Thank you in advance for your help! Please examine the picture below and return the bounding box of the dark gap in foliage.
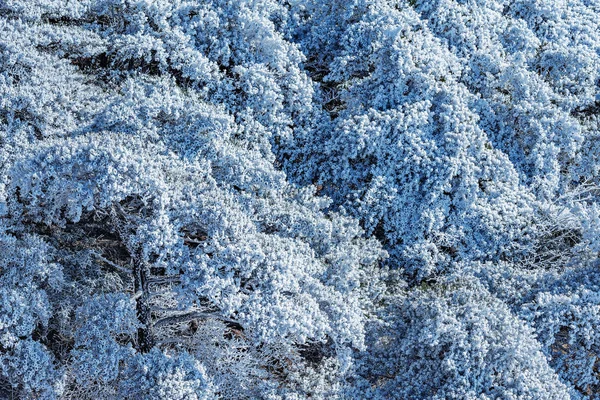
[223,323,245,339]
[70,50,198,91]
[298,336,334,365]
[0,9,21,20]
[43,15,86,26]
[571,101,600,120]
[32,210,130,272]
[33,323,75,364]
[551,326,600,396]
[303,54,346,118]
[0,376,16,400]
[71,53,111,72]
[373,220,387,245]
[182,228,208,250]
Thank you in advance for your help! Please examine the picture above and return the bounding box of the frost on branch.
[2,0,600,398]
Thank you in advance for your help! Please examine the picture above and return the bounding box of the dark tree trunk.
[133,247,154,353]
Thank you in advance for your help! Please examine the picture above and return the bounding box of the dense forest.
[1,0,599,398]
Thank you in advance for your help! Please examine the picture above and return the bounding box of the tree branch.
[153,311,238,329]
[147,275,181,285]
[92,252,132,274]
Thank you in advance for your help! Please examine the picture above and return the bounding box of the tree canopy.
[1,0,600,399]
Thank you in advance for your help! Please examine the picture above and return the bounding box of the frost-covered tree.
[2,0,600,399]
[0,232,64,399]
[284,0,537,279]
[410,0,599,195]
[283,0,600,398]
[350,280,569,399]
[0,1,384,398]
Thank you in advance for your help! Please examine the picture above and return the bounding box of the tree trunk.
[133,247,154,353]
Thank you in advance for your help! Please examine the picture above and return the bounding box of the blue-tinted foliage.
[1,0,600,399]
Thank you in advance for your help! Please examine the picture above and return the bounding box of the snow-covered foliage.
[1,0,600,398]
[352,280,570,399]
[285,0,539,278]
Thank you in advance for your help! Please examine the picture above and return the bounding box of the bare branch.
[131,291,143,301]
[153,311,238,329]
[92,252,132,274]
[148,276,181,285]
